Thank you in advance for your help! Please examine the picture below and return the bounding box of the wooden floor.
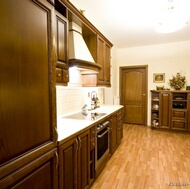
[91,124,190,189]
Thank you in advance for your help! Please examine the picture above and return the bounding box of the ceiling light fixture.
[155,0,190,33]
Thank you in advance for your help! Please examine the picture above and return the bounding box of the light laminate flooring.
[91,124,190,189]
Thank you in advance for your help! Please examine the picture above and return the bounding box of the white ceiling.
[70,0,190,48]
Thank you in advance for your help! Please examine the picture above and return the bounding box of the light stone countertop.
[57,105,123,143]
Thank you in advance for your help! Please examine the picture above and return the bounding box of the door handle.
[141,94,146,96]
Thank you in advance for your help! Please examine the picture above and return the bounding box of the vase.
[174,87,181,90]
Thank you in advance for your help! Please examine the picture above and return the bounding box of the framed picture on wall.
[153,73,165,83]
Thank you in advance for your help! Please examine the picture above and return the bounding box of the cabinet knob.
[57,73,61,77]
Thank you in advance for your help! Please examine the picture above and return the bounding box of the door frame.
[119,65,148,126]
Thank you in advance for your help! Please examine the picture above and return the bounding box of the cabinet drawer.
[171,120,187,131]
[172,110,187,119]
[56,68,63,82]
[56,68,69,83]
[117,110,124,121]
[62,69,69,83]
[118,119,123,126]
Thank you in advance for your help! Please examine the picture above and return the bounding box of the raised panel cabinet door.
[97,36,104,84]
[109,114,117,155]
[58,137,78,189]
[0,0,56,177]
[55,11,68,69]
[104,43,111,86]
[0,148,58,189]
[171,120,187,131]
[159,92,171,129]
[77,130,90,189]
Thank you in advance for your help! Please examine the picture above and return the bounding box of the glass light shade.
[155,19,188,33]
[155,2,190,33]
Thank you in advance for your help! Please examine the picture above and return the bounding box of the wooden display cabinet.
[150,90,190,132]
[151,91,160,128]
[171,92,188,131]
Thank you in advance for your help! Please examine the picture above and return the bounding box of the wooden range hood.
[69,22,102,73]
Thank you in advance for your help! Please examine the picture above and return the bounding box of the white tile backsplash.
[56,86,104,117]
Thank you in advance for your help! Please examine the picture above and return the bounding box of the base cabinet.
[117,109,124,144]
[109,114,117,155]
[109,108,124,155]
[58,130,90,189]
[0,149,58,189]
[151,90,190,132]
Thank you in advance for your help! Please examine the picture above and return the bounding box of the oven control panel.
[96,121,109,132]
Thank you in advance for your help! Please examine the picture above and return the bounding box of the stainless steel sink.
[63,112,107,120]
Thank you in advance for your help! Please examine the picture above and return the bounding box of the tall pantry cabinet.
[0,0,58,188]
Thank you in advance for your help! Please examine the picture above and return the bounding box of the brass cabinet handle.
[78,137,81,150]
[75,138,79,152]
[55,151,59,170]
[54,127,58,143]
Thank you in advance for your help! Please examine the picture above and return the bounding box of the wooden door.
[0,0,56,178]
[120,66,148,125]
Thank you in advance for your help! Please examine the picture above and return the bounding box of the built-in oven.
[95,120,110,177]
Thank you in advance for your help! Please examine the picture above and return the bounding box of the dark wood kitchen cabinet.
[54,1,69,85]
[109,114,117,155]
[58,130,90,189]
[109,108,124,155]
[0,0,57,188]
[89,127,96,185]
[151,91,171,129]
[97,36,111,87]
[0,148,58,189]
[117,108,124,144]
[151,90,190,132]
[159,92,171,129]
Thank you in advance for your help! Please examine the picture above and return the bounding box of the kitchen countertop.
[57,105,123,144]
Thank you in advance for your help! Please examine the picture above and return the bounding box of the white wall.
[106,40,190,125]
